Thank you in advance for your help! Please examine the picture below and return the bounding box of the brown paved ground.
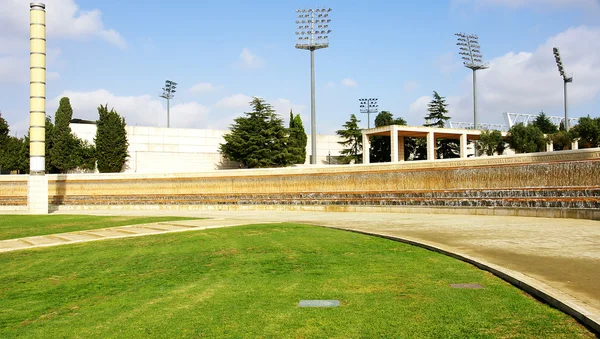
[4,209,600,320]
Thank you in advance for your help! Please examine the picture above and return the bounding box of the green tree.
[477,130,506,156]
[570,115,600,148]
[50,97,78,173]
[550,130,572,151]
[369,111,407,163]
[0,113,25,173]
[287,110,307,164]
[45,115,58,174]
[424,91,450,128]
[507,123,545,153]
[220,97,291,168]
[422,91,458,158]
[531,112,558,134]
[336,114,363,164]
[95,104,129,173]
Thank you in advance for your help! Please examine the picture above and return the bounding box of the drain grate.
[298,300,340,307]
[450,283,484,289]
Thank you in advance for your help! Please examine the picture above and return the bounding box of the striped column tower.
[28,2,48,214]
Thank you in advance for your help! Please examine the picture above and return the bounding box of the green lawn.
[0,223,593,338]
[0,215,199,240]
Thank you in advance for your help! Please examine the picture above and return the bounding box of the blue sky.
[1,0,599,137]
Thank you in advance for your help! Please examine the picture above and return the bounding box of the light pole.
[159,80,177,128]
[456,33,489,131]
[359,98,379,129]
[553,47,573,131]
[295,8,332,164]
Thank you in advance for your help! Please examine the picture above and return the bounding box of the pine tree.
[220,97,291,168]
[287,110,307,164]
[95,104,129,173]
[532,112,558,134]
[424,91,450,128]
[423,91,458,158]
[369,111,407,163]
[336,114,363,164]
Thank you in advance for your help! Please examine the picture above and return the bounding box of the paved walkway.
[1,209,599,331]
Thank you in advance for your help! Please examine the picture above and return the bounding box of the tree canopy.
[220,97,291,168]
[424,91,450,128]
[95,104,129,173]
[287,110,307,165]
[571,115,600,148]
[370,111,407,163]
[507,123,546,153]
[477,130,506,156]
[531,112,558,134]
[336,114,363,164]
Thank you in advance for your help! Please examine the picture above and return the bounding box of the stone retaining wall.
[1,149,599,219]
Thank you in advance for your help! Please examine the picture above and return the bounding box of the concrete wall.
[2,149,599,219]
[71,123,346,173]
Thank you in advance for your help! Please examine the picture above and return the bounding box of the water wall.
[1,149,599,219]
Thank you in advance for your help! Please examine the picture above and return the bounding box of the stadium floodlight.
[295,7,332,164]
[359,98,379,129]
[159,80,177,128]
[553,47,573,131]
[456,33,489,134]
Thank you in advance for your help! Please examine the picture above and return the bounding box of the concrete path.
[0,218,278,253]
[1,209,599,331]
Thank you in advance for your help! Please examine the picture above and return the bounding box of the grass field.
[0,215,199,240]
[0,223,593,338]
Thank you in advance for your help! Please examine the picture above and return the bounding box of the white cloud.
[409,26,600,125]
[48,89,209,129]
[403,81,419,92]
[215,94,253,109]
[190,82,220,94]
[341,78,358,87]
[0,0,126,48]
[236,48,264,69]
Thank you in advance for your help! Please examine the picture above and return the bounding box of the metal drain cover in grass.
[450,283,484,289]
[298,300,340,307]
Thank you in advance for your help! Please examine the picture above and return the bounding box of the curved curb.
[326,225,600,334]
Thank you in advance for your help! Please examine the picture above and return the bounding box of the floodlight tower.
[295,8,332,164]
[553,47,573,131]
[456,33,489,131]
[359,98,378,129]
[159,80,177,128]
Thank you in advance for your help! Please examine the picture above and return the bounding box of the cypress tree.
[288,110,307,164]
[95,104,129,173]
[50,97,77,173]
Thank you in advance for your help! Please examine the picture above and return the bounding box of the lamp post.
[159,80,177,128]
[295,8,332,164]
[456,33,489,131]
[359,98,378,129]
[553,47,573,131]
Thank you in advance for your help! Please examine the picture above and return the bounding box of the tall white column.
[362,133,370,164]
[426,132,435,160]
[390,125,398,163]
[460,133,468,158]
[398,136,405,162]
[28,2,48,214]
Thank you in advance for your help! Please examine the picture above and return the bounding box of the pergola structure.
[362,125,508,164]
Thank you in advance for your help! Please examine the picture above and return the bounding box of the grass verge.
[0,223,594,338]
[0,215,199,240]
